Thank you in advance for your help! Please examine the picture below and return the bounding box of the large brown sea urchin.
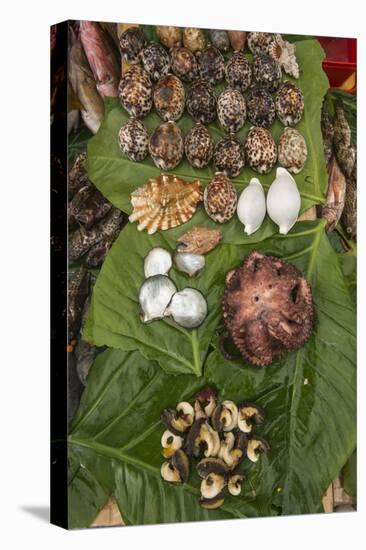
[222,251,314,366]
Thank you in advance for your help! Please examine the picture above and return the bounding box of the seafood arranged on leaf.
[320,156,347,233]
[225,51,252,92]
[153,74,186,121]
[278,127,308,173]
[246,86,275,127]
[119,27,146,64]
[182,27,206,53]
[118,65,153,118]
[334,102,356,178]
[222,251,314,366]
[68,152,89,197]
[173,252,205,277]
[213,135,245,177]
[217,88,246,133]
[160,390,269,508]
[141,42,170,81]
[156,26,182,48]
[68,266,90,343]
[149,121,184,170]
[118,117,149,161]
[269,34,299,79]
[321,102,334,167]
[129,174,202,234]
[266,167,301,234]
[341,157,357,240]
[184,123,213,168]
[275,81,304,126]
[244,126,277,174]
[237,178,266,235]
[197,46,225,85]
[247,32,274,55]
[209,29,230,52]
[252,53,282,92]
[186,79,217,124]
[68,183,112,228]
[204,172,238,223]
[176,227,222,255]
[170,46,198,82]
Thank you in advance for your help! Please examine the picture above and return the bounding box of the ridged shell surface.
[118,117,149,161]
[246,87,275,127]
[225,52,252,92]
[149,121,184,170]
[118,65,153,118]
[213,136,245,177]
[129,174,203,234]
[185,123,213,168]
[186,79,217,124]
[141,42,170,81]
[204,173,238,223]
[153,74,185,121]
[217,88,246,133]
[244,127,277,174]
[170,47,198,81]
[275,81,304,126]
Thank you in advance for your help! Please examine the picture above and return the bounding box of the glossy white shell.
[266,167,301,234]
[144,247,172,277]
[236,178,266,235]
[164,288,207,328]
[174,252,205,277]
[139,275,177,323]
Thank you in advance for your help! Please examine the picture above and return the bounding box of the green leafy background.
[68,33,357,527]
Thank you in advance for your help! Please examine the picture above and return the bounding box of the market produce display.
[64,22,357,528]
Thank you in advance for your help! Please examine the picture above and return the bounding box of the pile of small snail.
[160,388,270,509]
[118,27,307,180]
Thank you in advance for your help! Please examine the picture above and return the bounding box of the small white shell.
[144,247,172,277]
[139,275,177,323]
[165,288,207,328]
[174,252,205,277]
[236,178,266,235]
[266,167,301,234]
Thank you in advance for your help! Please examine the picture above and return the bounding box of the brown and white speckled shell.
[204,172,238,223]
[149,121,184,170]
[217,88,246,133]
[182,27,206,53]
[197,46,225,86]
[225,51,252,92]
[129,174,203,234]
[156,26,182,48]
[209,29,230,52]
[119,27,146,64]
[278,127,307,173]
[247,32,274,55]
[153,74,186,121]
[213,135,245,177]
[252,54,282,93]
[246,87,275,128]
[184,123,213,168]
[118,117,149,162]
[186,79,217,125]
[275,81,304,126]
[170,46,198,82]
[118,65,153,118]
[244,127,277,174]
[141,42,170,82]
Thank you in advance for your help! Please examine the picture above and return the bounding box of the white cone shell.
[266,167,301,234]
[236,178,266,235]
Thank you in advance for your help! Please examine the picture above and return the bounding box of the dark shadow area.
[20,506,50,523]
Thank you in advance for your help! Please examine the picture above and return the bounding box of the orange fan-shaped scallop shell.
[129,174,203,234]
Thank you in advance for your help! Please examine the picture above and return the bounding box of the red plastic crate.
[316,37,356,91]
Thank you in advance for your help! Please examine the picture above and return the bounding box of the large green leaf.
[69,223,356,525]
[68,348,273,527]
[86,39,328,245]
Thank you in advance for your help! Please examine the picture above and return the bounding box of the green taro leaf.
[70,221,356,526]
[68,348,273,527]
[86,39,328,245]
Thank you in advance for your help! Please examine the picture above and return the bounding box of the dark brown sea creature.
[68,184,112,228]
[341,156,357,240]
[321,102,334,166]
[68,152,88,197]
[222,251,314,366]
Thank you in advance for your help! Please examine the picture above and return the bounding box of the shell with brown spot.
[129,175,203,234]
[177,227,222,254]
[222,251,314,366]
[204,173,238,223]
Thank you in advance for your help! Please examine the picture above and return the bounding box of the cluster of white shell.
[237,167,301,235]
[160,390,270,509]
[139,246,208,328]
